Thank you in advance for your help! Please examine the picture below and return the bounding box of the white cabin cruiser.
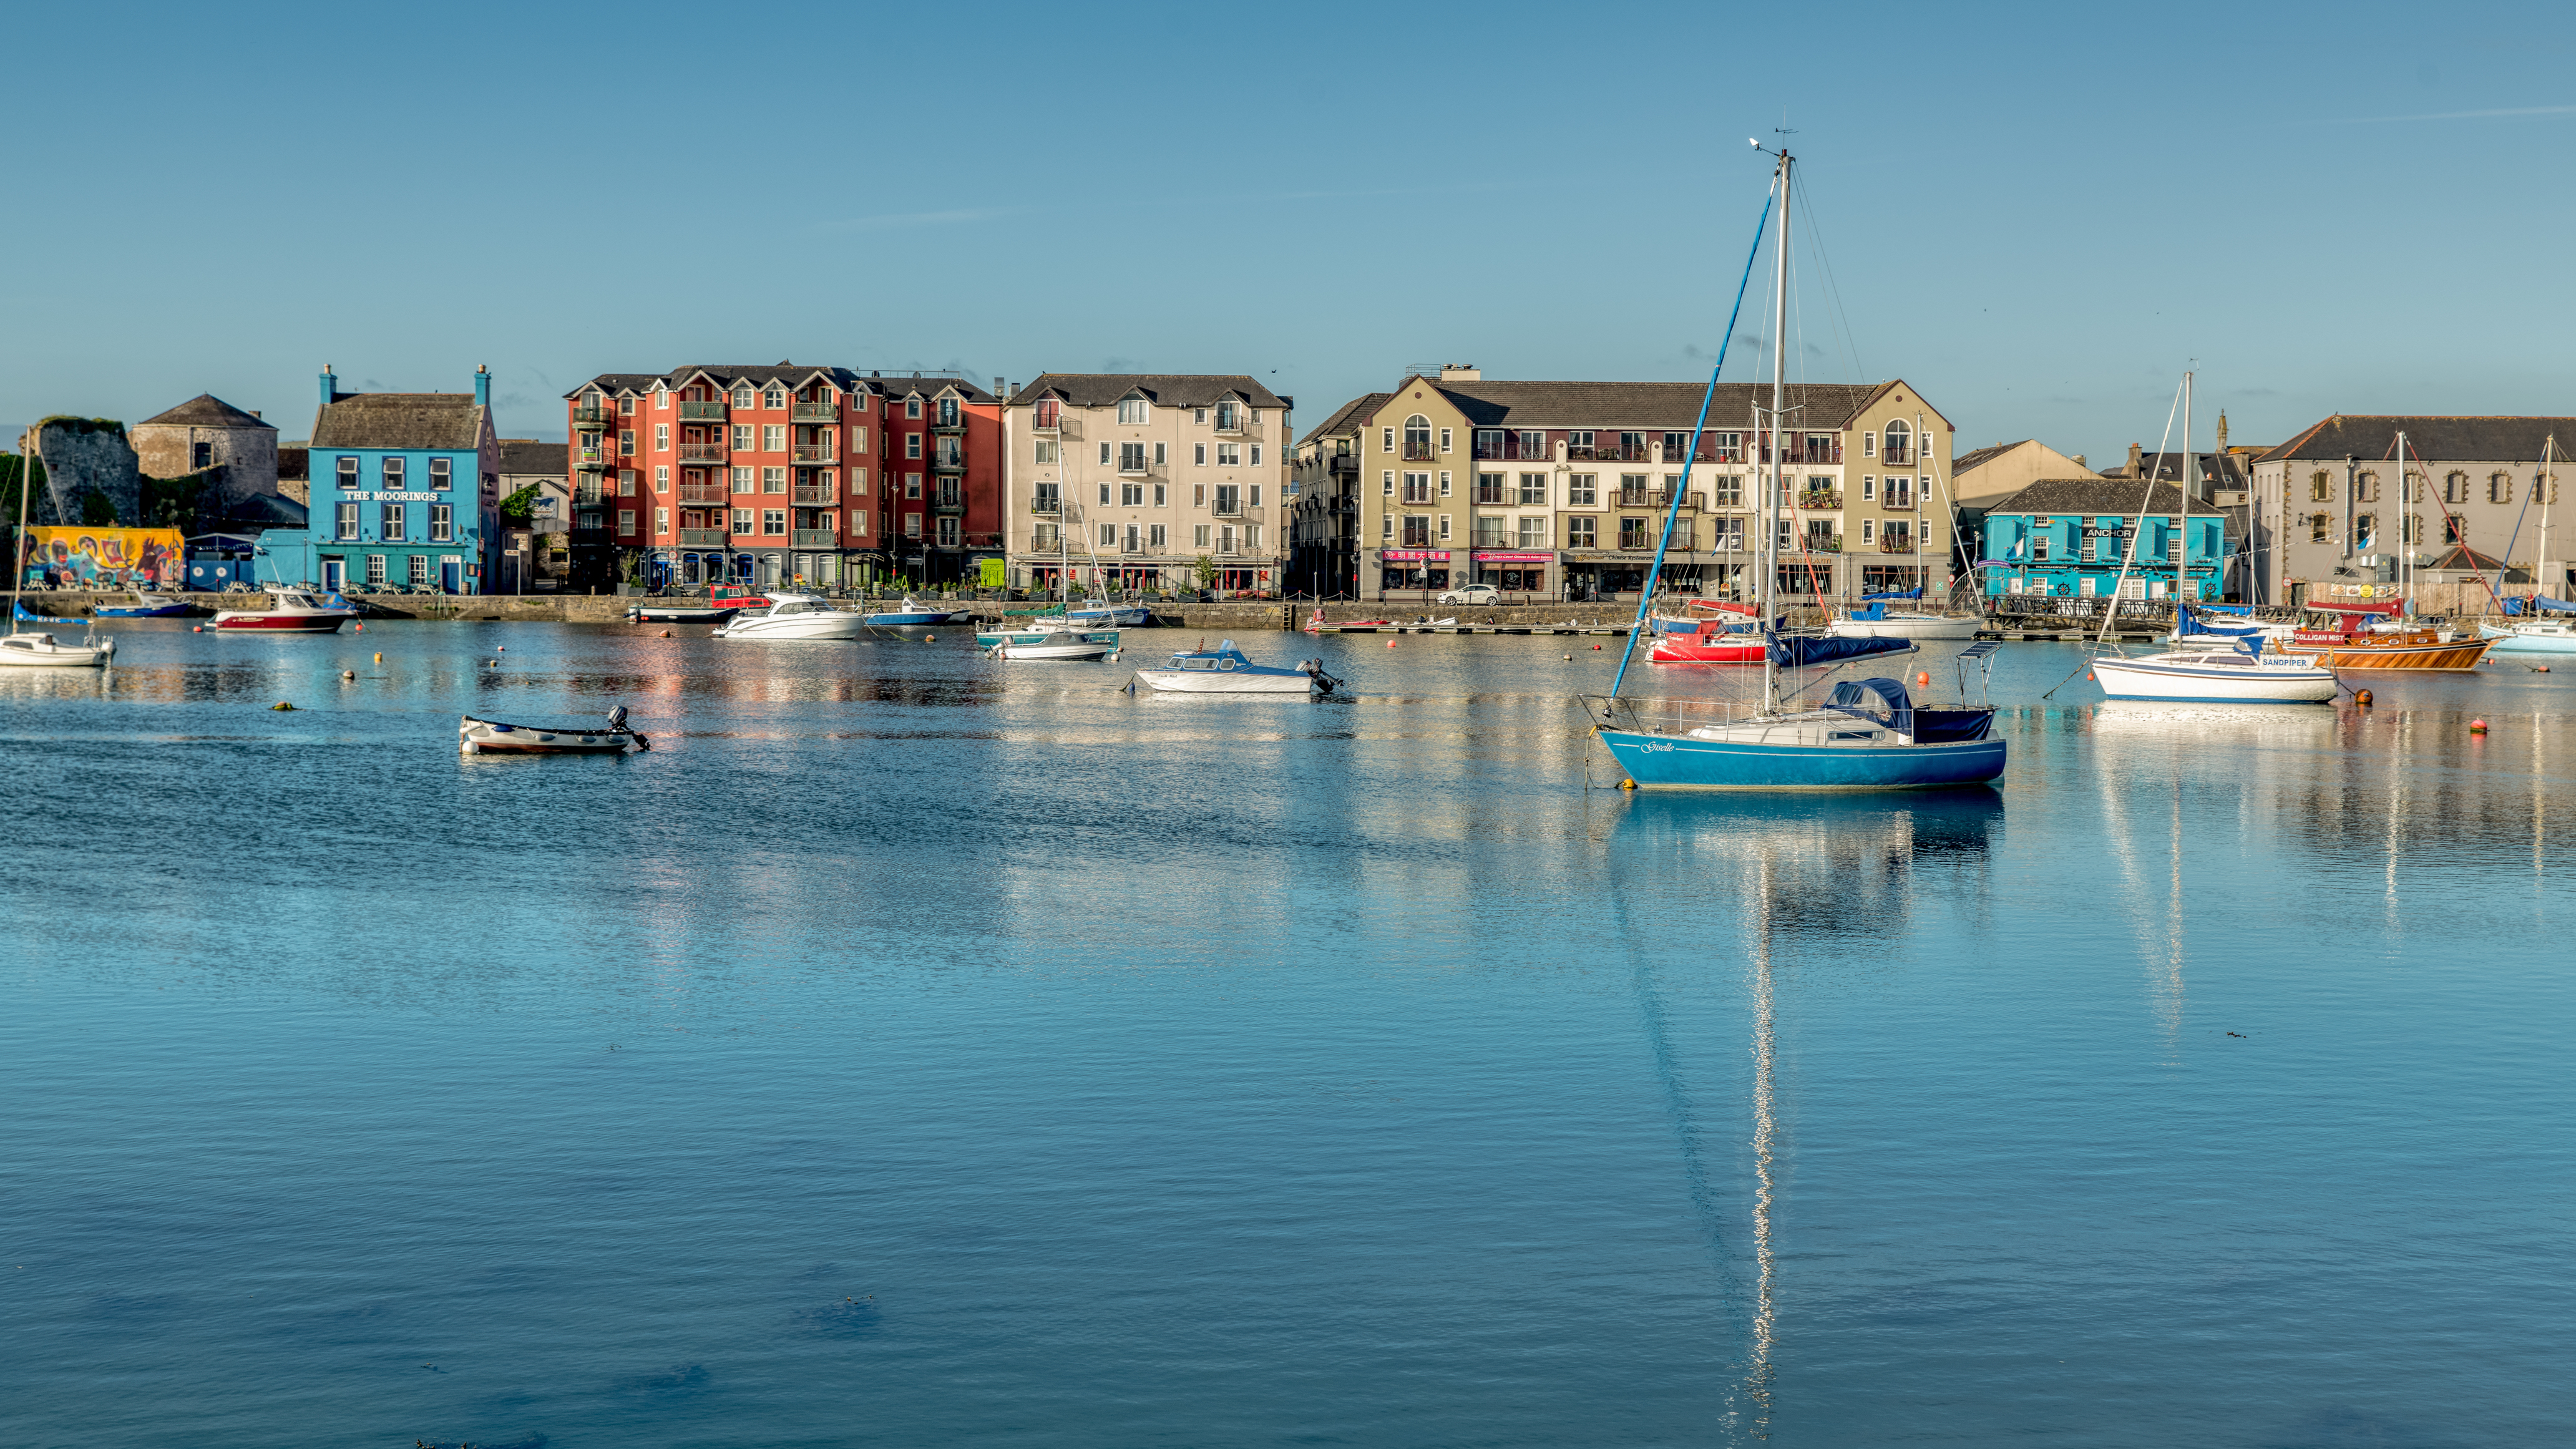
[711,594,869,640]
[2091,643,2338,703]
[0,630,114,668]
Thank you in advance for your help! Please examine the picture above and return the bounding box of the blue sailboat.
[1589,145,2006,791]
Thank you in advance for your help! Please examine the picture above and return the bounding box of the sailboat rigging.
[3,436,115,669]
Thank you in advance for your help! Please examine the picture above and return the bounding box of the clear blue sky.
[4,1,2571,465]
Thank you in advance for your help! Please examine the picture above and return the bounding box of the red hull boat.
[211,590,357,633]
[1650,618,1769,663]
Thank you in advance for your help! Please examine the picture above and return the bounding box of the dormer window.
[1118,396,1150,426]
[937,396,960,427]
[1034,398,1061,431]
[1215,400,1243,432]
[654,387,670,409]
[763,386,786,411]
[732,386,754,409]
[905,396,922,419]
[619,396,635,415]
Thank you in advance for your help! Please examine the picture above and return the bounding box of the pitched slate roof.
[498,440,568,477]
[1010,374,1289,410]
[2117,450,2249,487]
[311,393,487,450]
[869,372,997,403]
[1988,477,2213,517]
[137,393,275,431]
[1952,441,2026,475]
[567,365,877,399]
[1406,379,1925,432]
[1300,392,1395,446]
[2257,416,2576,465]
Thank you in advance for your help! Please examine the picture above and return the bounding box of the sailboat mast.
[2394,429,2409,617]
[9,432,31,625]
[2180,373,2193,608]
[2540,436,2555,605]
[1764,148,1792,716]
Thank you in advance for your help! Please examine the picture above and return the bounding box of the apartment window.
[655,465,670,489]
[937,516,960,547]
[850,427,868,455]
[1099,482,1112,504]
[1382,471,1395,495]
[904,513,922,537]
[618,469,637,497]
[2444,514,2465,545]
[1402,515,1431,546]
[420,457,448,491]
[1250,444,1262,466]
[1199,524,1214,547]
[1122,482,1144,505]
[763,467,786,494]
[2356,471,2379,503]
[1477,472,1505,504]
[336,456,359,494]
[902,434,920,460]
[1403,414,1433,460]
[1520,429,1548,459]
[1518,516,1548,548]
[1154,484,1167,505]
[380,502,406,541]
[1438,514,1452,542]
[850,511,868,537]
[1438,427,1453,454]
[1566,517,1597,548]
[617,396,635,416]
[731,508,753,534]
[757,424,781,452]
[1033,522,1058,550]
[1215,484,1242,516]
[1119,442,1148,474]
[1194,407,1208,424]
[1672,518,1695,549]
[905,396,922,419]
[618,430,636,457]
[334,502,359,539]
[1402,472,1432,504]
[650,424,668,454]
[2355,513,2377,548]
[429,504,452,541]
[1473,515,1507,545]
[1118,397,1150,424]
[1438,471,1451,497]
[654,388,668,410]
[2445,471,2468,504]
[1861,475,1875,500]
[1035,440,1060,465]
[759,387,783,411]
[733,424,754,451]
[1612,516,1646,549]
[1035,481,1061,514]
[381,456,405,489]
[654,506,669,534]
[1194,442,1208,466]
[1712,516,1744,551]
[1154,442,1169,466]
[1860,519,1875,544]
[1862,430,1876,457]
[1569,473,1597,506]
[1519,472,1547,506]
[1568,431,1596,457]
[1217,442,1241,466]
[2491,472,2515,504]
[730,466,754,494]
[2032,527,2051,562]
[2310,471,2333,502]
[851,468,867,495]
[617,509,637,534]
[1098,442,1113,466]
[1377,517,1389,540]
[1149,524,1167,547]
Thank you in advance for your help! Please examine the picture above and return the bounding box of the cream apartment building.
[1004,374,1292,594]
[1348,368,1954,602]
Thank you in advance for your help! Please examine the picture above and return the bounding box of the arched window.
[1883,420,1911,464]
[1403,414,1433,461]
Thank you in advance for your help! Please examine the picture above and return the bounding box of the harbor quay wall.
[23,592,1690,632]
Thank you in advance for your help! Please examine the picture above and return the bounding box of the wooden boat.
[2285,623,2494,670]
[458,706,650,755]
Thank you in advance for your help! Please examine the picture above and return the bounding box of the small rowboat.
[459,706,651,755]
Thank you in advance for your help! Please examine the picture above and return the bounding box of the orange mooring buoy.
[1387,638,1397,648]
[2355,688,2373,706]
[1916,670,1930,688]
[2471,717,2489,734]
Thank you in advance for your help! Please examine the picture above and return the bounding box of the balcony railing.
[575,451,611,472]
[1882,443,1913,465]
[678,484,726,504]
[1797,490,1843,510]
[793,402,838,422]
[571,405,613,426]
[1214,413,1245,435]
[1030,497,1061,514]
[1567,444,1651,462]
[1401,444,1439,461]
[1328,454,1358,476]
[793,485,834,505]
[793,445,834,463]
[792,529,837,547]
[1882,490,1916,510]
[679,401,727,421]
[1879,533,1916,553]
[932,420,966,435]
[677,528,726,547]
[679,443,728,464]
[1116,459,1149,476]
[1030,531,1063,550]
[573,484,604,506]
[932,455,965,473]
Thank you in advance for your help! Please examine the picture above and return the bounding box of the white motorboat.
[988,625,1121,661]
[1065,601,1153,627]
[0,630,114,668]
[711,594,869,640]
[862,595,970,626]
[1131,639,1340,694]
[2091,645,2338,703]
[1825,610,1982,642]
[2477,619,2576,654]
[210,590,356,633]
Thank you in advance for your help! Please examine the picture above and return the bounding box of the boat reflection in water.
[1606,789,1999,1436]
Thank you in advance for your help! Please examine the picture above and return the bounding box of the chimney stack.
[474,364,491,408]
[320,366,338,406]
[2127,442,2143,477]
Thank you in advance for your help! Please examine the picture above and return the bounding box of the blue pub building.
[257,366,500,593]
[1981,478,2230,603]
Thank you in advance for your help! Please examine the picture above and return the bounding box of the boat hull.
[2477,623,2576,654]
[628,606,738,623]
[1826,613,1982,642]
[1651,637,1769,663]
[210,613,348,632]
[1598,727,2007,789]
[1132,668,1317,694]
[1066,606,1151,627]
[2092,656,2339,703]
[713,613,869,640]
[2286,636,2493,670]
[0,632,112,668]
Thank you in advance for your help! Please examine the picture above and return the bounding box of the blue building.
[256,366,500,593]
[1981,479,2230,603]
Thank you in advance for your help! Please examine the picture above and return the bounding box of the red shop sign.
[1380,550,1451,562]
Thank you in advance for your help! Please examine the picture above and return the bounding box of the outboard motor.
[1299,658,1342,695]
[607,703,651,750]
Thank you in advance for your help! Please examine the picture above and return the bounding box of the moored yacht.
[210,589,356,633]
[711,594,869,640]
[1131,639,1340,694]
[2091,642,2338,703]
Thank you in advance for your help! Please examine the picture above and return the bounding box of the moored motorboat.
[459,705,650,755]
[0,630,114,668]
[989,627,1121,660]
[1065,601,1152,627]
[1303,607,1394,632]
[1131,639,1340,694]
[2091,643,2339,703]
[94,592,196,618]
[863,595,970,627]
[1825,605,1982,642]
[711,594,869,640]
[627,600,743,624]
[210,589,356,632]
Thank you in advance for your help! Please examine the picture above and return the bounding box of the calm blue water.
[5,621,2572,1447]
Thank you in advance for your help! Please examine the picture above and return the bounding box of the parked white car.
[1436,583,1501,605]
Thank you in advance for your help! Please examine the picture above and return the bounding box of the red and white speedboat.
[211,590,358,633]
[1649,617,1770,663]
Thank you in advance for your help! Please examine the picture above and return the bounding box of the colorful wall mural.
[19,527,186,588]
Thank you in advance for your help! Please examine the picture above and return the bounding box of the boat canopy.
[2504,595,2576,615]
[2178,603,2263,637]
[2307,600,2399,615]
[1773,633,1910,668]
[1859,587,1923,602]
[1829,677,1913,718]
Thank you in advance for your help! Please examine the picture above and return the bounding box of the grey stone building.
[17,418,141,525]
[130,395,280,502]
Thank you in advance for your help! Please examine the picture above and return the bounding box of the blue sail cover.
[1860,587,1923,601]
[1773,633,1910,668]
[2534,595,2576,614]
[1827,676,1994,743]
